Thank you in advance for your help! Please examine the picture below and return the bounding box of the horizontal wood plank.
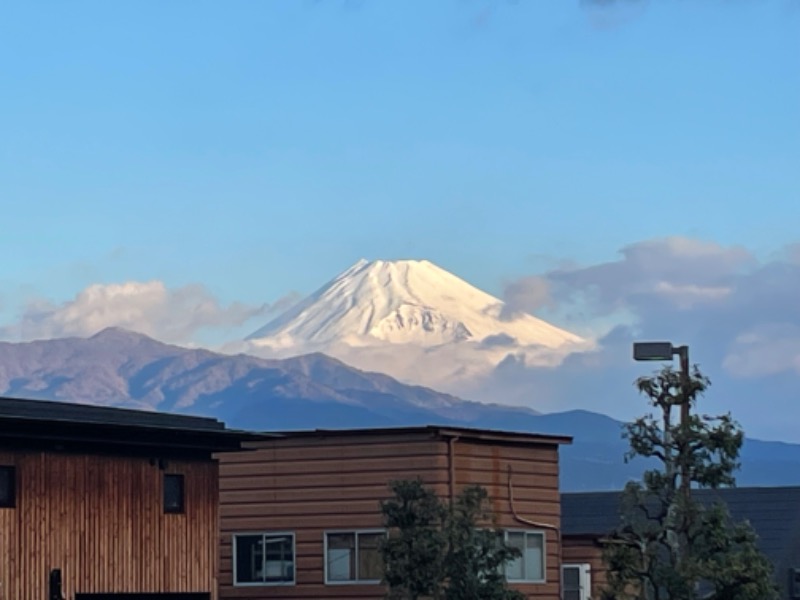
[219,434,563,600]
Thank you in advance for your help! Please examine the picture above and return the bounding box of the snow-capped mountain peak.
[247,258,582,350]
[244,258,590,401]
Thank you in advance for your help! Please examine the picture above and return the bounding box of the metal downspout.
[507,465,562,599]
[448,436,459,503]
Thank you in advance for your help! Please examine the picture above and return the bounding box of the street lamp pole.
[633,341,693,581]
[632,341,692,497]
[674,345,690,499]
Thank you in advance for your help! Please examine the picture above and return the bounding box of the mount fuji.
[243,259,591,400]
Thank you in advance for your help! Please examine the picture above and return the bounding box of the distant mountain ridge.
[0,327,540,426]
[2,328,800,492]
[243,259,590,397]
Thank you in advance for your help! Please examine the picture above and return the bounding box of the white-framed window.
[562,563,591,600]
[502,530,546,583]
[233,532,295,586]
[324,529,386,584]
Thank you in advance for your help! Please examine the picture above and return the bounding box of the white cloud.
[539,236,754,317]
[485,237,800,440]
[787,243,800,265]
[0,280,269,345]
[500,276,553,320]
[722,324,800,378]
[651,282,732,308]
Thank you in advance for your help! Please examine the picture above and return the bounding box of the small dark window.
[164,473,184,514]
[0,466,15,508]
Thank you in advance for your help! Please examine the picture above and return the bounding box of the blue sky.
[1,1,799,437]
[2,0,797,307]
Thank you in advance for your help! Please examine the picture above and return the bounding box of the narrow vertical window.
[0,466,15,508]
[563,564,591,600]
[163,473,184,514]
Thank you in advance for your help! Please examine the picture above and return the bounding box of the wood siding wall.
[562,537,607,600]
[219,434,449,600]
[452,439,562,600]
[0,449,219,600]
[218,433,563,600]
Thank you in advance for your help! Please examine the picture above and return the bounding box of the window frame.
[502,529,547,584]
[232,531,296,587]
[562,562,591,600]
[0,466,15,509]
[324,528,387,585]
[163,473,185,514]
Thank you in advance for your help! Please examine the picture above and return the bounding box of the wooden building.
[561,487,800,600]
[0,396,259,600]
[218,425,571,600]
[560,536,604,600]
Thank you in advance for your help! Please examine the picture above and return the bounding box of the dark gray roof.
[562,487,800,588]
[0,395,224,431]
[0,395,268,456]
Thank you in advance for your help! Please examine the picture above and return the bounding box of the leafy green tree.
[380,479,523,600]
[602,365,778,600]
[445,485,524,600]
[380,479,447,600]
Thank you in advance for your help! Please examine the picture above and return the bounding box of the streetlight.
[632,341,691,497]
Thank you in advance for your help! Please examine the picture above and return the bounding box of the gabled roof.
[562,487,800,581]
[0,396,269,457]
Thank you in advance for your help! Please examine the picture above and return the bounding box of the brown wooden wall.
[218,433,564,600]
[562,536,607,599]
[0,449,219,600]
[218,433,449,600]
[452,439,562,600]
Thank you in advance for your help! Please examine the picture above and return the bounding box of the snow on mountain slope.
[248,259,583,349]
[243,259,591,400]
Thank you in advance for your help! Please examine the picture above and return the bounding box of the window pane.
[505,532,545,582]
[505,532,525,580]
[524,533,544,581]
[327,533,356,581]
[163,474,184,514]
[235,535,264,584]
[264,535,294,582]
[507,531,525,551]
[358,533,384,581]
[563,566,580,589]
[0,466,15,508]
[564,592,581,600]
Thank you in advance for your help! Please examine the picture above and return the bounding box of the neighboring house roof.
[0,395,270,456]
[265,424,573,446]
[562,487,800,588]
